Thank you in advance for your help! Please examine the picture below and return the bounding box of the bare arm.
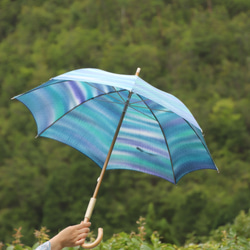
[49,221,91,250]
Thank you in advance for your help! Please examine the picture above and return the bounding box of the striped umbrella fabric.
[13,68,218,184]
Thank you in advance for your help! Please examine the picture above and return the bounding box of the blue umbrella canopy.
[13,68,218,184]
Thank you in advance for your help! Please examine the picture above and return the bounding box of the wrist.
[49,235,64,250]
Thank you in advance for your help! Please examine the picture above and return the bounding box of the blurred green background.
[0,0,249,246]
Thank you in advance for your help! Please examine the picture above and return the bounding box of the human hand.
[49,221,91,250]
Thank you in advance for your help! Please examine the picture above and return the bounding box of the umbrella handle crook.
[81,227,103,249]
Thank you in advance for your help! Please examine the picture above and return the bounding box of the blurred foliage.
[0,0,250,247]
[2,211,250,249]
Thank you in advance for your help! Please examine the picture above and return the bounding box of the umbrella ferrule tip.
[135,68,141,76]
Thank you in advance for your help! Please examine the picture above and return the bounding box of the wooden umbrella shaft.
[93,67,140,200]
[82,68,140,249]
[94,91,133,198]
[84,91,133,220]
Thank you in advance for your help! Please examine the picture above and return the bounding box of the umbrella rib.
[14,80,125,104]
[16,79,132,107]
[184,121,219,172]
[114,86,127,103]
[129,98,150,104]
[130,104,171,112]
[36,89,128,138]
[12,79,60,98]
[137,95,177,184]
[128,101,172,121]
[128,105,156,121]
[85,83,126,104]
[128,98,172,112]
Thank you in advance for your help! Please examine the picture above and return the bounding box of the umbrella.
[12,68,218,248]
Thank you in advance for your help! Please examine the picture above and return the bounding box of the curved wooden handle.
[81,227,103,249]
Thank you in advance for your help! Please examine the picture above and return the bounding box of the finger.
[78,230,90,237]
[76,222,91,230]
[75,232,89,245]
[80,221,91,226]
[76,228,90,237]
[75,237,86,246]
[77,227,90,234]
[76,230,90,240]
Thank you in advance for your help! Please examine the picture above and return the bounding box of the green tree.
[1,0,250,246]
